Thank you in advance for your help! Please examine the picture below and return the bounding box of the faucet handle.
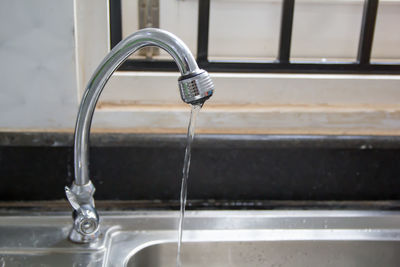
[64,181,96,211]
[65,186,81,211]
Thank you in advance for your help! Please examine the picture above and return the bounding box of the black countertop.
[1,132,400,203]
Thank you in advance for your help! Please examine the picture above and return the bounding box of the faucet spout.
[75,28,213,186]
[66,28,214,243]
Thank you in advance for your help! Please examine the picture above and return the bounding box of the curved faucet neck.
[74,28,201,185]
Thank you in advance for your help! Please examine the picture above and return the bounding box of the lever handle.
[65,186,81,211]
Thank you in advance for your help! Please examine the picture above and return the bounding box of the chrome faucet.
[65,28,214,243]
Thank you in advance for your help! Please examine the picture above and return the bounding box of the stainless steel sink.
[127,241,400,267]
[2,210,400,266]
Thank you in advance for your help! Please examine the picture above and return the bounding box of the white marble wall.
[1,0,399,135]
[0,0,78,130]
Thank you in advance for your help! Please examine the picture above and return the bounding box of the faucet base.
[69,224,100,243]
[65,181,100,243]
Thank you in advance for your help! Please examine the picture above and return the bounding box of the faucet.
[65,28,214,243]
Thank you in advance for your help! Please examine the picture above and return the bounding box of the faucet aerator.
[178,70,214,105]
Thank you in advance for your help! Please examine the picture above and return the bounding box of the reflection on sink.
[0,252,105,267]
[2,210,400,266]
[127,241,400,267]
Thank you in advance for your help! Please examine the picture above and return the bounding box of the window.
[74,0,400,135]
[112,0,400,73]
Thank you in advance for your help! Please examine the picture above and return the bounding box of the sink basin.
[127,241,400,267]
[1,210,400,266]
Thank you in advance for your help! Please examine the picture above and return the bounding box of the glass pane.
[209,0,282,61]
[121,0,198,60]
[371,1,400,63]
[291,0,363,62]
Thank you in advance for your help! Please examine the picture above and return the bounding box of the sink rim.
[2,209,400,266]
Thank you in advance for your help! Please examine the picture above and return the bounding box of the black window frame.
[110,0,400,74]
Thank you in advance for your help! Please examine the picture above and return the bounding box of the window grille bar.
[192,61,400,74]
[109,0,123,49]
[118,60,400,74]
[197,0,211,64]
[278,0,295,64]
[357,0,379,65]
